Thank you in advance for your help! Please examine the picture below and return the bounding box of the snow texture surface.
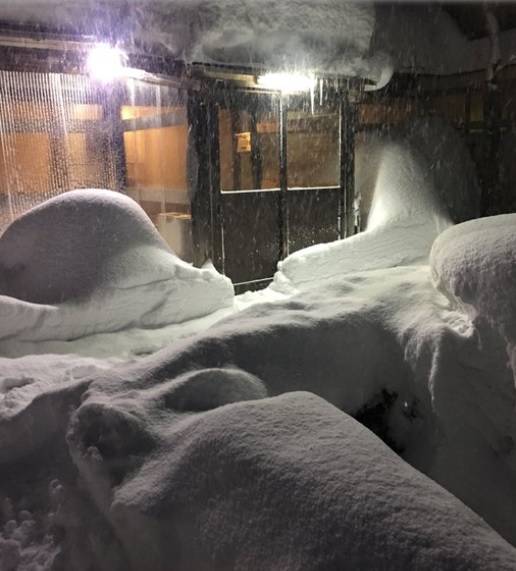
[431,214,516,389]
[65,391,516,571]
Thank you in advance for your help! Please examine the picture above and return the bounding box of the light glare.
[86,45,126,83]
[257,72,317,94]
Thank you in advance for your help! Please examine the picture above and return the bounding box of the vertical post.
[339,87,357,238]
[208,97,224,273]
[464,90,472,137]
[279,94,289,258]
[481,82,501,215]
[250,102,263,189]
[230,107,242,191]
[187,88,224,271]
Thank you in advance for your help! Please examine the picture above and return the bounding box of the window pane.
[287,109,339,188]
[122,83,192,261]
[219,96,280,191]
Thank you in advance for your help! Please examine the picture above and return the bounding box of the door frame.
[190,77,360,290]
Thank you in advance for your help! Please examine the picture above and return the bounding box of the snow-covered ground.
[2,119,516,569]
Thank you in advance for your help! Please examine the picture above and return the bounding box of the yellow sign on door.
[235,131,252,153]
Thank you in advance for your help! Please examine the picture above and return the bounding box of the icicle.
[319,78,323,106]
[310,81,315,115]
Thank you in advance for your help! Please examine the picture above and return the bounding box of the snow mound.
[0,189,170,304]
[430,214,516,386]
[162,368,267,412]
[0,190,233,355]
[275,118,479,292]
[67,390,516,571]
[431,214,516,341]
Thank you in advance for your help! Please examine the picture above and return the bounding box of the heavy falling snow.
[0,2,516,571]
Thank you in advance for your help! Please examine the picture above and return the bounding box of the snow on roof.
[0,1,491,83]
[0,1,380,76]
[0,0,500,81]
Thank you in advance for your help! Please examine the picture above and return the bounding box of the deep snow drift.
[431,213,516,392]
[274,118,480,292]
[2,120,516,569]
[0,189,234,357]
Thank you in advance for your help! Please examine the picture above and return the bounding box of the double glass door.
[215,88,352,289]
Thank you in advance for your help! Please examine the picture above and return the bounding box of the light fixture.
[257,72,317,94]
[86,44,127,83]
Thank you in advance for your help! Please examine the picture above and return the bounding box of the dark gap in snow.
[354,390,405,454]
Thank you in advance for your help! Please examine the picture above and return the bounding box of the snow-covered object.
[0,189,172,304]
[275,118,480,291]
[66,390,516,571]
[0,189,234,351]
[431,214,516,337]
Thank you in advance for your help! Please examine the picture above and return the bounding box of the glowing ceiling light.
[86,44,127,83]
[257,72,317,94]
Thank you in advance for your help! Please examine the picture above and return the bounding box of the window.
[287,106,340,189]
[219,95,281,191]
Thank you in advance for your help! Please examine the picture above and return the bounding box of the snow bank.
[275,118,480,292]
[65,390,516,571]
[0,189,234,356]
[4,261,515,552]
[430,214,516,392]
[431,214,516,340]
